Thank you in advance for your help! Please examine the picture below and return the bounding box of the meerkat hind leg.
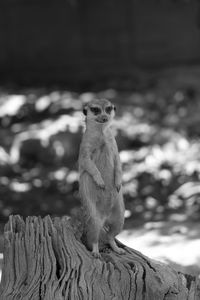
[92,242,101,258]
[106,209,125,255]
[85,215,102,258]
[108,238,125,255]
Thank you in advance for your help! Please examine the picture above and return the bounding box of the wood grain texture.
[0,215,199,300]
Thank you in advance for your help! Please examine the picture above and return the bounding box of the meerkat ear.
[113,105,116,111]
[83,105,88,116]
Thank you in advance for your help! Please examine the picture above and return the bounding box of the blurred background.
[1,0,200,280]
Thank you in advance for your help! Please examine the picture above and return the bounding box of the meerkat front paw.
[115,183,121,192]
[115,178,122,192]
[115,175,122,192]
[94,174,105,189]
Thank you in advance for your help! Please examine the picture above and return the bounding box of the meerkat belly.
[93,143,117,213]
[79,143,116,215]
[93,143,115,187]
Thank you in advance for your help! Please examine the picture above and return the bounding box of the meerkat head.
[83,99,116,128]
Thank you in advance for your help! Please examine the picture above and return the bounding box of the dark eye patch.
[90,106,101,115]
[105,106,113,114]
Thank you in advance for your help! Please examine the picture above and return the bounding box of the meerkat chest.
[91,135,115,166]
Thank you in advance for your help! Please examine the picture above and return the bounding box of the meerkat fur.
[78,98,125,258]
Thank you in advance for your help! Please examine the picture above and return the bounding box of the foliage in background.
[0,68,200,225]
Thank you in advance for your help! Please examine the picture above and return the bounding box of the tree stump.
[0,215,199,300]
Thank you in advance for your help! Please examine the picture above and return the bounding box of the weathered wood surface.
[0,215,199,300]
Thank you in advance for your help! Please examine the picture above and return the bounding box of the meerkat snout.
[96,114,108,123]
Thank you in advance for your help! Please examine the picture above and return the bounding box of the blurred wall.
[0,0,200,85]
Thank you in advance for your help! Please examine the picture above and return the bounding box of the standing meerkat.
[78,98,125,258]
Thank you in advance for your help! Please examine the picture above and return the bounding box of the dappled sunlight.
[0,82,200,276]
[117,113,157,142]
[9,114,82,165]
[0,95,26,117]
[35,90,82,113]
[9,181,31,193]
[121,137,200,179]
[52,167,68,181]
[1,86,200,223]
[0,147,10,165]
[66,170,79,183]
[119,130,200,222]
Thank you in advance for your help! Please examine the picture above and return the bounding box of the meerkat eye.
[90,107,101,115]
[105,106,113,114]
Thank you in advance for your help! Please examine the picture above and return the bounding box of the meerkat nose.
[102,115,108,122]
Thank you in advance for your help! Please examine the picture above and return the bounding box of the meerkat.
[78,98,125,258]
